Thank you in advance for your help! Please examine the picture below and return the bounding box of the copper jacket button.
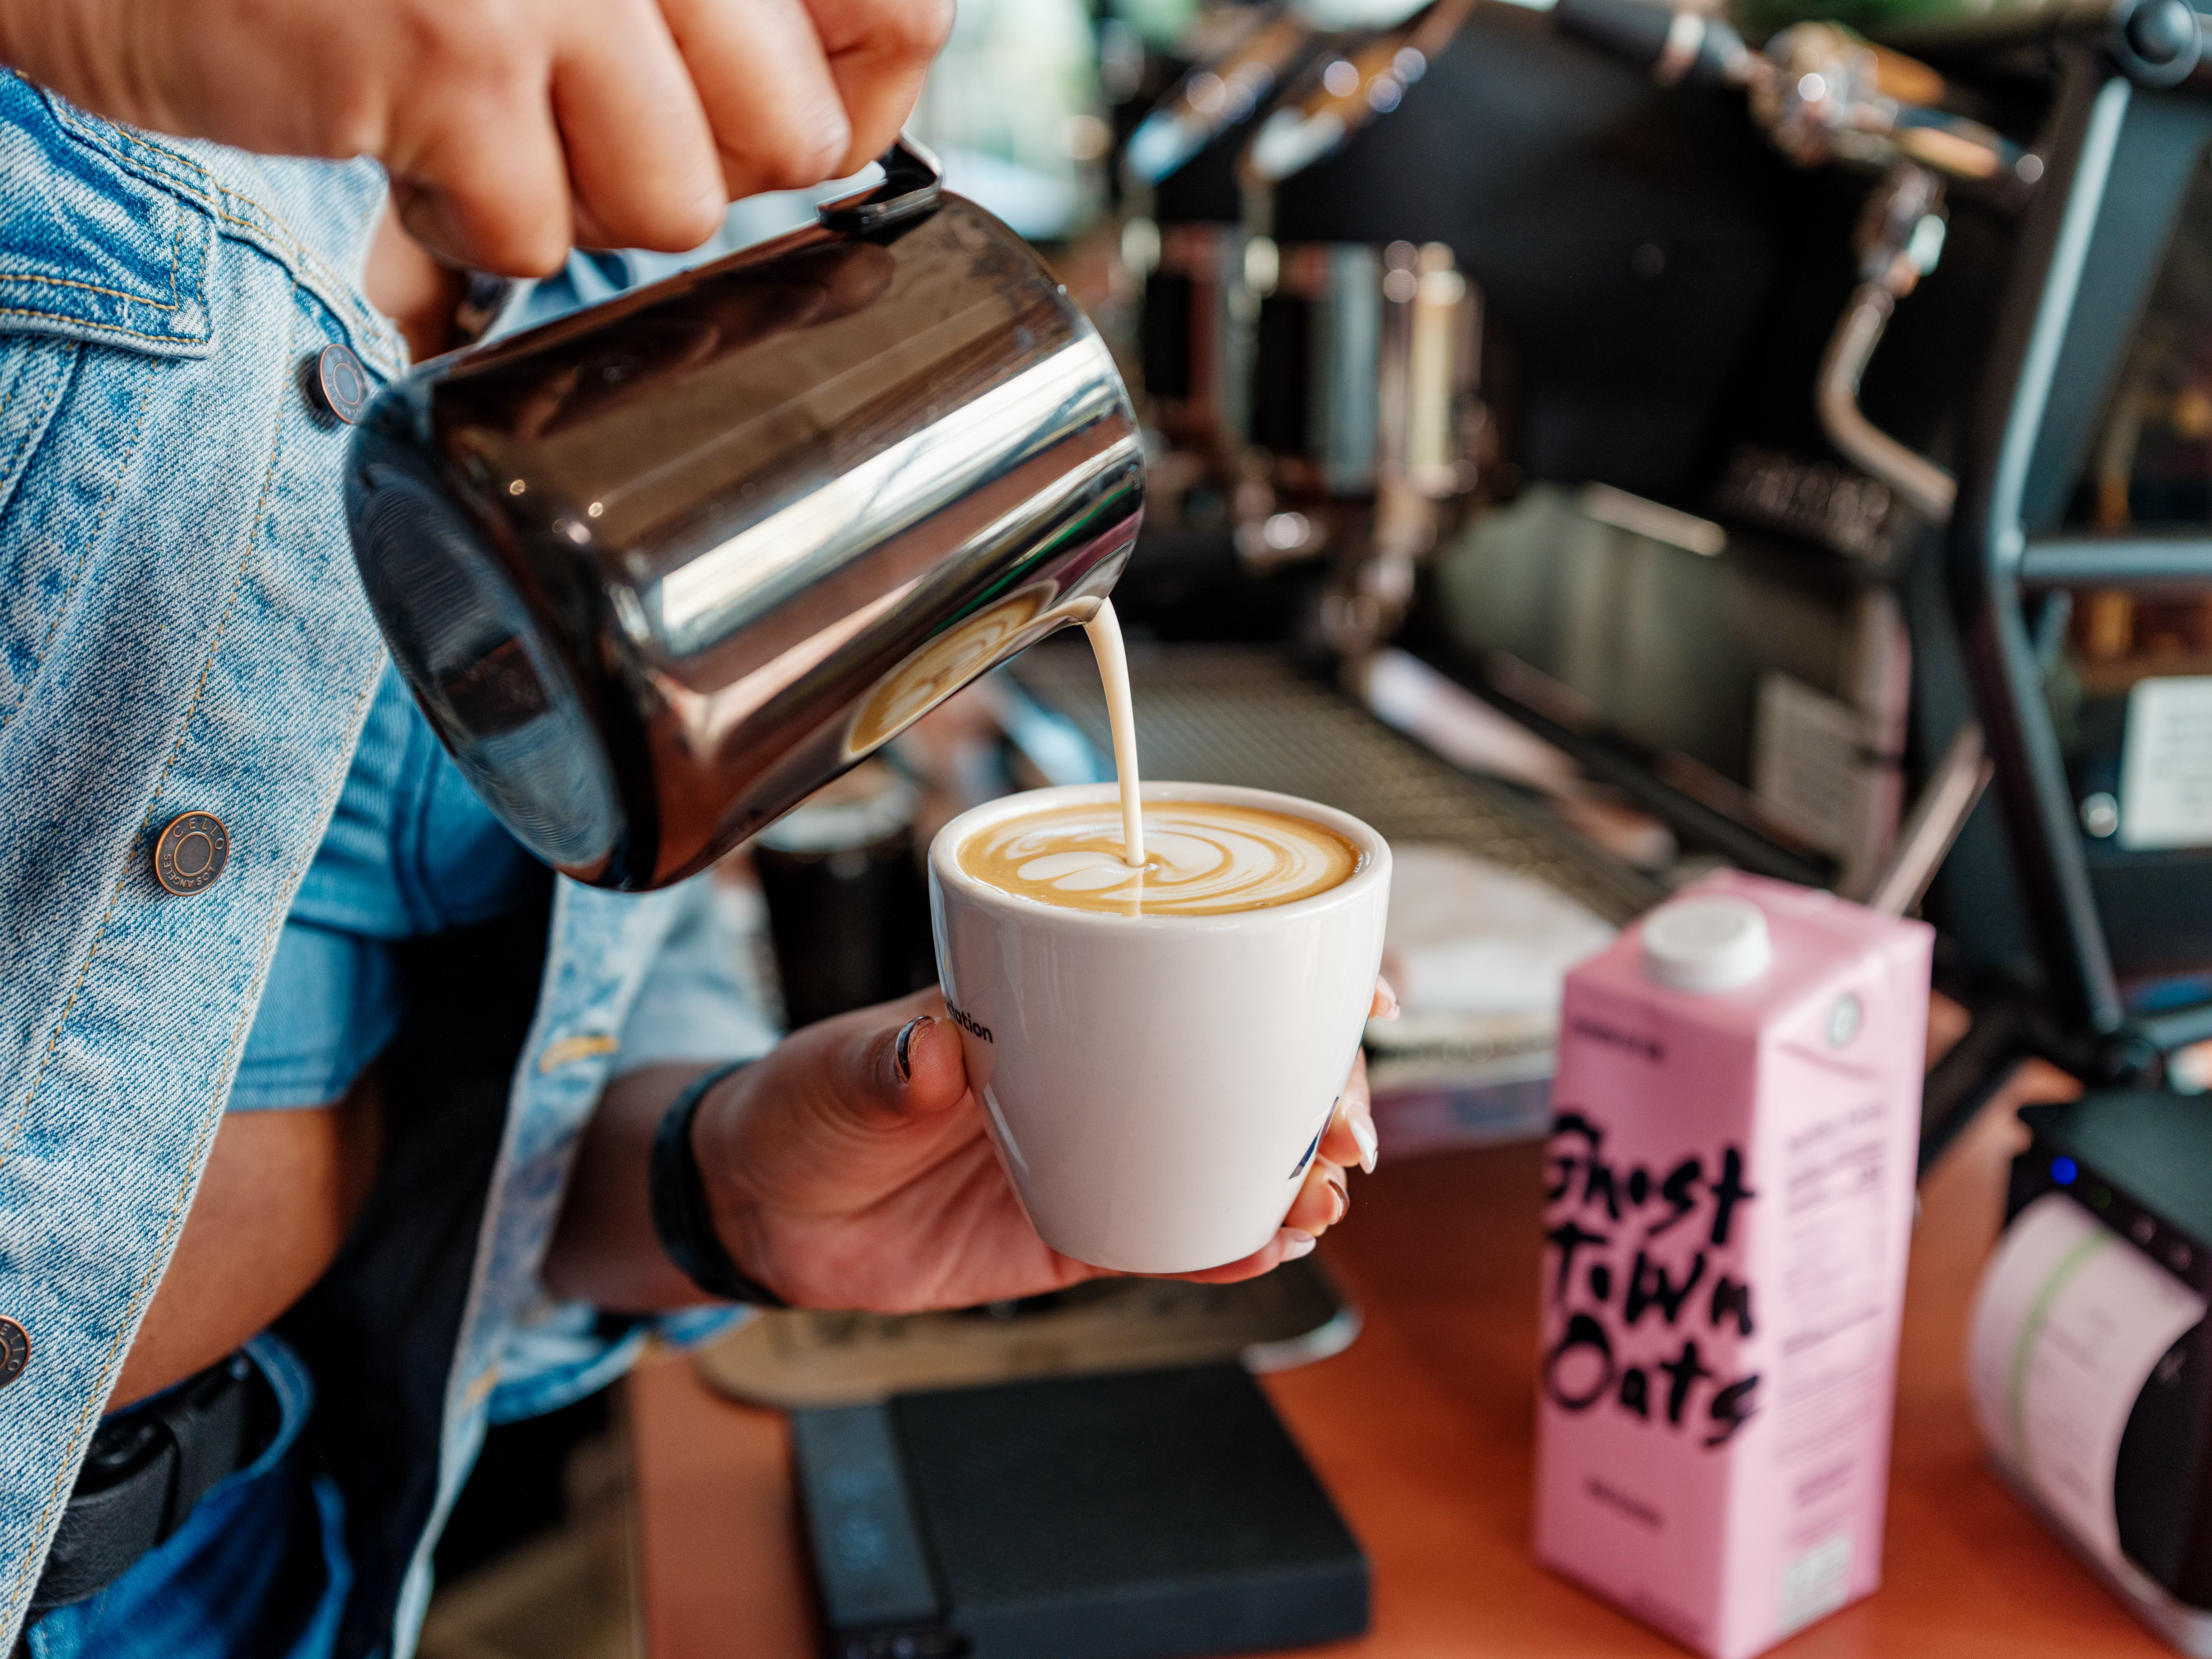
[310,343,371,425]
[154,812,229,895]
[0,1317,26,1388]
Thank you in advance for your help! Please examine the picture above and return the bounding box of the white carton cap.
[1642,895,1772,994]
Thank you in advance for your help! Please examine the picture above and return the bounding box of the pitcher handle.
[818,134,945,234]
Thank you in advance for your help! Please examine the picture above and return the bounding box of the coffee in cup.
[929,781,1391,1273]
[956,798,1365,918]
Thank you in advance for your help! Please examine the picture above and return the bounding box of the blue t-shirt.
[227,664,541,1111]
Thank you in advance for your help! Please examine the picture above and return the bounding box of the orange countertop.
[626,1060,2171,1657]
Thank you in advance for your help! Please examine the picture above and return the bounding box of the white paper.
[1967,1193,2207,1567]
[1378,842,1615,1020]
[2119,676,2212,850]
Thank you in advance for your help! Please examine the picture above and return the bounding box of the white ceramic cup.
[928,781,1393,1273]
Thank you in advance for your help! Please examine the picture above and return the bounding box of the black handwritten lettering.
[1624,1250,1706,1327]
[1618,1366,1651,1419]
[1542,1109,1759,1455]
[1706,1375,1759,1446]
[1546,1219,1611,1304]
[1659,1339,1715,1426]
[1710,1276,1755,1337]
[1708,1148,1754,1247]
[1548,1112,1603,1202]
[1543,1313,1616,1411]
[1584,1157,1622,1221]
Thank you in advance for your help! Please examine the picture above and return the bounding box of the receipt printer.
[1972,1091,2212,1653]
[789,1363,1368,1659]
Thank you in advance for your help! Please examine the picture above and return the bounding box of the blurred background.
[420,0,2212,1649]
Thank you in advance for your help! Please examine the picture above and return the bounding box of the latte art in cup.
[930,779,1392,1270]
[957,799,1364,917]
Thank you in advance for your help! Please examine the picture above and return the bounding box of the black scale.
[790,1364,1368,1659]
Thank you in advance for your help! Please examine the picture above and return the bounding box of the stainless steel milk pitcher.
[344,139,1144,891]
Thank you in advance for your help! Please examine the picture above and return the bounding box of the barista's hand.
[0,0,953,275]
[691,984,1391,1312]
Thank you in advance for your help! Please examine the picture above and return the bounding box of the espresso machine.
[1124,0,1938,884]
[1104,0,2212,1156]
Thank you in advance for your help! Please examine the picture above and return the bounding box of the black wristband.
[648,1060,787,1306]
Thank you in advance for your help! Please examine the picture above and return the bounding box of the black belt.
[27,1350,278,1620]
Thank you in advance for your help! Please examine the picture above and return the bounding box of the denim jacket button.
[153,812,229,895]
[0,1317,26,1388]
[309,343,372,424]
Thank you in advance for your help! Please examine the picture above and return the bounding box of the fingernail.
[1350,1113,1379,1175]
[1374,976,1401,1021]
[1280,1228,1318,1261]
[895,1017,931,1082]
[1326,1172,1350,1223]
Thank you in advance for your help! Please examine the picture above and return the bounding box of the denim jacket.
[0,76,758,1655]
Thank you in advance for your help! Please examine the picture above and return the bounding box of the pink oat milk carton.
[1533,870,1932,1659]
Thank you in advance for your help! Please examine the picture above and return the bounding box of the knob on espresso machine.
[343,137,1145,892]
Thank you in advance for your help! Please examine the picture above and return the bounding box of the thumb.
[884,1012,969,1120]
[804,999,969,1139]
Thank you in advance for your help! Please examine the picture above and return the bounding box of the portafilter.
[344,139,1144,891]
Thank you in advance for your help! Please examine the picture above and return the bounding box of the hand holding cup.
[684,976,1393,1312]
[928,782,1394,1276]
[668,781,1391,1308]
